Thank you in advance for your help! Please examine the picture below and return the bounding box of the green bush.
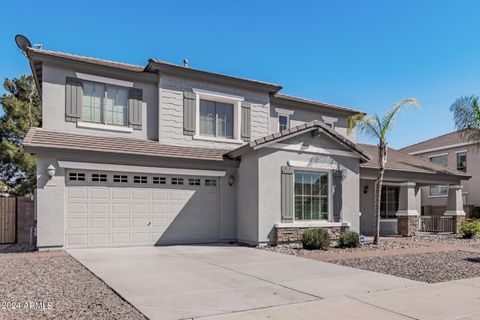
[338,231,360,248]
[460,219,480,239]
[301,228,330,250]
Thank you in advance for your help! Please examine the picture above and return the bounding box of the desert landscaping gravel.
[334,250,480,283]
[0,252,146,320]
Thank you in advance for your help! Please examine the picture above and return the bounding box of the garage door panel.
[65,172,219,248]
[68,202,88,215]
[90,203,109,214]
[112,189,130,200]
[91,217,109,228]
[112,217,130,228]
[90,188,109,199]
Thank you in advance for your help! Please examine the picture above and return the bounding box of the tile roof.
[225,120,371,161]
[27,48,145,72]
[272,93,363,114]
[359,143,470,177]
[146,59,282,92]
[399,131,470,154]
[23,128,229,161]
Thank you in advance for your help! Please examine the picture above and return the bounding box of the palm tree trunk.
[373,141,387,245]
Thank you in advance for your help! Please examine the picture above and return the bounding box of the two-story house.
[400,131,480,217]
[19,37,470,250]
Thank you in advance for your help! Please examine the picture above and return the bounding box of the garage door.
[65,171,219,248]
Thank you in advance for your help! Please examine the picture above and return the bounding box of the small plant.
[338,231,360,248]
[301,228,330,250]
[460,219,480,239]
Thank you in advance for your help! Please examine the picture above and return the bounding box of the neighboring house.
[19,40,470,250]
[400,131,479,217]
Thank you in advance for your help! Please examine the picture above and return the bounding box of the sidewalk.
[202,276,480,320]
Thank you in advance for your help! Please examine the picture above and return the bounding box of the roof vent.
[183,58,189,68]
[33,43,43,49]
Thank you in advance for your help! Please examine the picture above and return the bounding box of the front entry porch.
[360,179,466,236]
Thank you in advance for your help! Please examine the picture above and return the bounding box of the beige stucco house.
[18,37,470,250]
[401,131,479,217]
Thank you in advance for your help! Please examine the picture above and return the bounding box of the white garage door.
[65,171,219,248]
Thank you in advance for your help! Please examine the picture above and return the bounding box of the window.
[113,175,128,183]
[429,154,448,167]
[456,152,467,172]
[380,186,399,219]
[278,114,289,131]
[153,177,166,185]
[430,185,448,196]
[199,99,234,138]
[205,179,217,187]
[189,178,201,186]
[133,176,148,184]
[92,173,107,182]
[171,178,184,185]
[429,154,448,196]
[69,172,86,181]
[82,80,128,126]
[294,171,329,221]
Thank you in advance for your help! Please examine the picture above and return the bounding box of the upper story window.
[200,99,234,139]
[278,114,289,131]
[429,154,448,167]
[82,81,128,126]
[456,151,467,172]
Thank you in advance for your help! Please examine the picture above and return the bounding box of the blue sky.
[1,0,479,148]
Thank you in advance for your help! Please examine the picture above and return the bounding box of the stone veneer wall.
[397,216,419,236]
[275,226,350,244]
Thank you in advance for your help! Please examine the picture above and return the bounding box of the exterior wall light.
[228,175,235,186]
[363,185,369,194]
[47,164,56,179]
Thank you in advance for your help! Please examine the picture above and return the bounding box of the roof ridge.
[399,130,460,151]
[28,48,144,70]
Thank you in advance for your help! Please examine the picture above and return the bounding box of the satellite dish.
[15,34,32,52]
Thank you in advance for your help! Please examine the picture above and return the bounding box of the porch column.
[444,185,466,234]
[396,182,419,236]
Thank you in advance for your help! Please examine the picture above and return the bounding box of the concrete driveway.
[69,245,420,320]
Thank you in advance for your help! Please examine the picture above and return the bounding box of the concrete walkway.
[69,245,420,320]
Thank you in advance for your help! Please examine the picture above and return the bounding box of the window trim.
[456,151,467,172]
[293,169,333,222]
[322,116,338,129]
[77,121,133,133]
[76,72,134,87]
[192,88,244,143]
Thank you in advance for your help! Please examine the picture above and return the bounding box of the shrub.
[338,231,360,248]
[460,219,480,239]
[301,228,330,250]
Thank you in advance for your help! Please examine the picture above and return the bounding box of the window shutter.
[128,88,143,130]
[281,166,294,222]
[65,77,83,122]
[241,101,251,141]
[183,91,196,136]
[333,170,343,222]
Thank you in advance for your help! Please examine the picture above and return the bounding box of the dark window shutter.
[65,77,83,122]
[128,88,143,130]
[183,91,196,136]
[333,170,343,222]
[281,166,294,222]
[241,101,251,141]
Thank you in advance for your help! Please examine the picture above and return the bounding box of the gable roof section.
[23,128,230,162]
[399,130,472,155]
[359,143,470,178]
[271,93,364,114]
[145,59,282,93]
[225,120,371,161]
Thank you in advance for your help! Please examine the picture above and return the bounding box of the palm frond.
[347,113,381,140]
[450,95,480,144]
[380,98,420,138]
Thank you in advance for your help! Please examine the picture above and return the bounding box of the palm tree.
[347,99,419,245]
[450,95,480,143]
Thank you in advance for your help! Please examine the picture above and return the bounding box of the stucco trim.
[287,160,338,170]
[275,222,350,228]
[57,161,227,177]
[75,72,134,87]
[407,142,473,155]
[76,121,134,133]
[270,142,358,158]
